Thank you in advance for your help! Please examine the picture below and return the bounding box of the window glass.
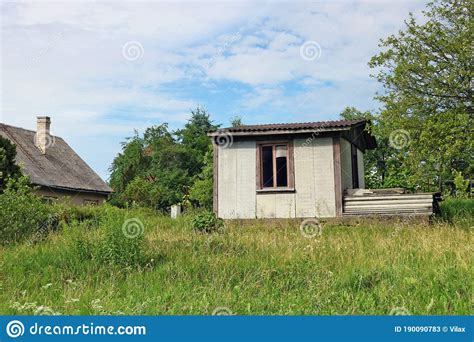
[262,145,273,187]
[275,145,288,187]
[84,199,99,206]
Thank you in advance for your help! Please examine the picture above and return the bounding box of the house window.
[83,199,99,206]
[258,142,293,190]
[42,196,58,204]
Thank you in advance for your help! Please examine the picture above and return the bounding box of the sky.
[0,0,427,181]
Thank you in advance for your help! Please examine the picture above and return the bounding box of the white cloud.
[1,0,427,179]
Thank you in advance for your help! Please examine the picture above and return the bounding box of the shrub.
[189,146,213,209]
[452,170,470,198]
[94,206,146,266]
[0,176,56,245]
[0,135,22,192]
[439,198,474,228]
[191,210,224,233]
[54,203,102,227]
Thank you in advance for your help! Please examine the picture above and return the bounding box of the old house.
[0,117,112,205]
[209,119,377,219]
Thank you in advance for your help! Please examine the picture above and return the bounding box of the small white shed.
[209,119,376,219]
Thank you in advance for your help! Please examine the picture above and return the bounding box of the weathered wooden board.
[217,144,237,218]
[342,192,439,217]
[344,194,434,201]
[236,140,256,219]
[294,138,316,217]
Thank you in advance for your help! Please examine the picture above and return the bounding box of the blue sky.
[0,0,426,181]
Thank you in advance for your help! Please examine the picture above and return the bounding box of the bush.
[0,176,56,245]
[54,203,102,226]
[0,135,22,192]
[191,210,224,233]
[452,170,470,198]
[439,198,474,228]
[89,206,146,267]
[189,146,213,209]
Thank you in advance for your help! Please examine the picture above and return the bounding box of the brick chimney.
[35,116,51,154]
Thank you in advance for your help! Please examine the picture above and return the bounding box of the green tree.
[189,145,214,209]
[369,0,473,191]
[230,116,243,127]
[109,123,190,210]
[175,107,219,176]
[108,108,218,211]
[0,135,22,192]
[108,131,147,197]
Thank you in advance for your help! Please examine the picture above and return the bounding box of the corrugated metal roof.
[0,123,113,193]
[216,119,366,133]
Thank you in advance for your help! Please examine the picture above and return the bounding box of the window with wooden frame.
[83,199,99,206]
[42,196,58,204]
[257,142,294,190]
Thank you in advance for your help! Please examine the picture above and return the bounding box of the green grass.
[438,197,474,228]
[0,205,472,315]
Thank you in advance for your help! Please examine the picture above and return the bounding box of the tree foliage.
[189,145,214,209]
[109,108,218,211]
[230,116,243,127]
[369,0,473,192]
[0,135,22,192]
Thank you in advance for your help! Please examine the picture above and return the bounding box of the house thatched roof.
[0,123,112,194]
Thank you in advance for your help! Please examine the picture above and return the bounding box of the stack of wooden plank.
[343,192,441,216]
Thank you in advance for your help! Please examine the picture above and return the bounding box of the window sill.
[256,188,295,194]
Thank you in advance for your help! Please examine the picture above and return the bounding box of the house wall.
[294,137,336,218]
[217,140,256,218]
[35,187,108,205]
[217,136,337,219]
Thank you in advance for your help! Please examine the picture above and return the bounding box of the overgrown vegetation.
[0,135,22,192]
[191,210,224,233]
[108,107,218,211]
[438,198,474,228]
[0,176,56,245]
[0,204,471,315]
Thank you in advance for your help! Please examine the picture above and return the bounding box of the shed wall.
[217,136,338,219]
[217,140,256,219]
[294,137,336,217]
